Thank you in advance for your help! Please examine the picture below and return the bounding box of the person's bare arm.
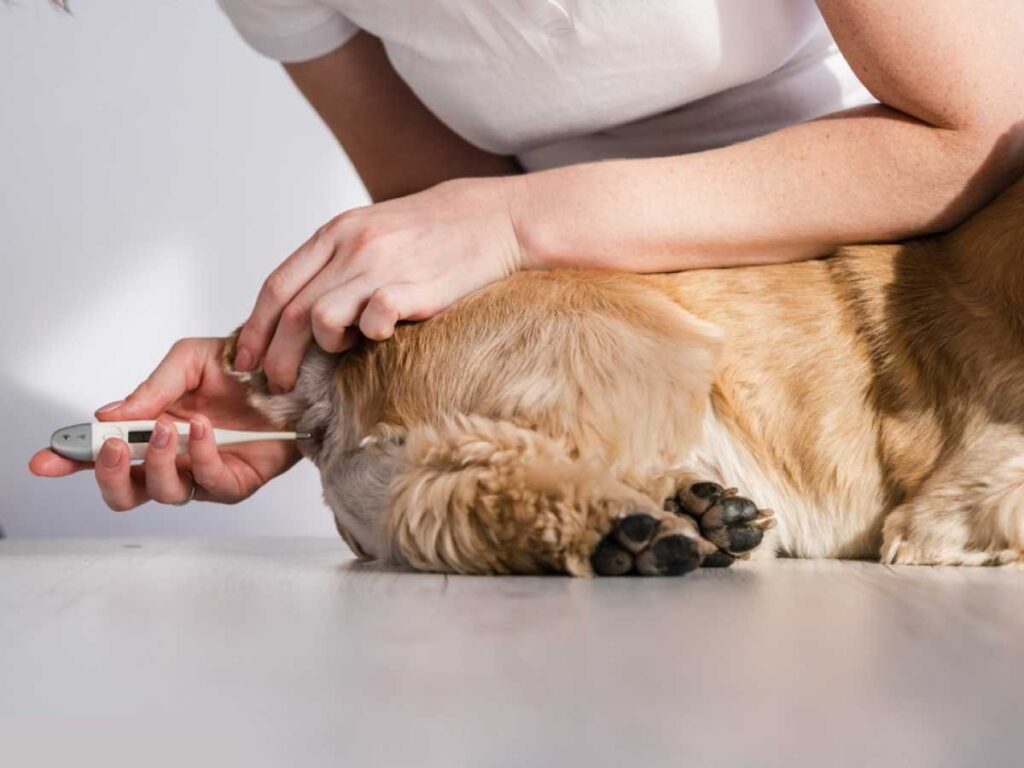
[284,31,519,202]
[514,0,1024,270]
[234,0,1024,393]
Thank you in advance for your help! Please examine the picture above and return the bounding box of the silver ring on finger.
[172,471,197,506]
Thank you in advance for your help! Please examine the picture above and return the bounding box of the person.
[30,0,1024,511]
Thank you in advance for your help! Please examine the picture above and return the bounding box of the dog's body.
[230,175,1024,576]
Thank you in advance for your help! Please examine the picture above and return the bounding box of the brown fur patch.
[227,176,1024,573]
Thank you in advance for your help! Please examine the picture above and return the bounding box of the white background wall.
[1,1,370,537]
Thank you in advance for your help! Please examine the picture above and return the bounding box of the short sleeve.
[217,0,360,63]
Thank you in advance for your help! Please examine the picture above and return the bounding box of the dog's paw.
[665,481,775,567]
[590,511,713,577]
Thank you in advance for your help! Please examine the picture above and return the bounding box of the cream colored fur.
[226,174,1024,575]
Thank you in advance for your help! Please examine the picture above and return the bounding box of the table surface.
[1,539,1022,768]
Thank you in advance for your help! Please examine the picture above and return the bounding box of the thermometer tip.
[296,432,312,440]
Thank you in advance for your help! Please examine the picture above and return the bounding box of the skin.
[28,339,299,507]
[30,0,1024,509]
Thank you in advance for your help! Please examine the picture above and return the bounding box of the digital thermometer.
[50,421,311,462]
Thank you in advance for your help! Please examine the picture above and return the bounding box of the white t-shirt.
[217,0,876,171]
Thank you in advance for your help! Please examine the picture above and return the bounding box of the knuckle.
[321,210,359,241]
[313,224,336,250]
[310,303,339,332]
[166,337,200,368]
[335,207,366,226]
[169,337,203,369]
[349,224,381,254]
[262,271,290,305]
[371,287,399,316]
[280,302,309,329]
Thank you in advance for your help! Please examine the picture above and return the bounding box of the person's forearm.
[510,104,1024,272]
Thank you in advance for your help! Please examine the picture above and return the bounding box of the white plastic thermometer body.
[50,421,310,462]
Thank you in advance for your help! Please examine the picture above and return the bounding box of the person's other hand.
[28,337,301,509]
[232,175,525,392]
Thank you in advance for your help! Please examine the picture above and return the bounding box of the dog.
[225,174,1024,576]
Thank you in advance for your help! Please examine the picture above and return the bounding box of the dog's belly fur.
[234,175,1024,574]
[688,407,887,560]
[665,257,894,561]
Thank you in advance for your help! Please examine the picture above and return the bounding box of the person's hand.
[232,175,525,392]
[28,337,301,509]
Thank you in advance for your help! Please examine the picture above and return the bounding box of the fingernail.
[190,418,206,441]
[99,439,121,468]
[96,399,125,414]
[234,347,254,372]
[151,421,171,449]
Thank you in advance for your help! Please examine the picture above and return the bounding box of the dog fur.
[225,173,1024,576]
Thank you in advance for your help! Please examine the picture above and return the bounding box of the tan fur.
[227,175,1024,575]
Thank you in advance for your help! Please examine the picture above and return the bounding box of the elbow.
[950,79,1024,186]
[924,111,1024,233]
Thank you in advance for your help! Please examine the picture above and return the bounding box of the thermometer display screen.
[127,430,153,443]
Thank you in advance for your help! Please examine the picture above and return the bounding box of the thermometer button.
[100,427,125,442]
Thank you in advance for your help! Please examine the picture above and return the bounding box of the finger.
[236,218,351,372]
[143,418,191,504]
[95,338,211,422]
[263,273,371,391]
[186,415,242,500]
[262,304,314,393]
[29,448,92,477]
[310,276,375,352]
[95,439,149,511]
[359,283,442,341]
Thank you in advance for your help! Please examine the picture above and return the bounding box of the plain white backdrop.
[1,1,370,536]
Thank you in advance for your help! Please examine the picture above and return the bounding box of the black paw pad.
[704,523,764,554]
[672,481,733,518]
[701,496,758,528]
[591,538,634,576]
[700,550,736,568]
[726,525,764,553]
[616,513,659,551]
[690,482,724,501]
[636,535,701,577]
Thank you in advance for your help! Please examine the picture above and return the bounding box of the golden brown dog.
[226,174,1024,576]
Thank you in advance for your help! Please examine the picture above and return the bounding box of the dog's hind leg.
[881,426,1024,566]
[386,414,719,577]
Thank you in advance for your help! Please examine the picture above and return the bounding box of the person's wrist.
[501,172,555,271]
